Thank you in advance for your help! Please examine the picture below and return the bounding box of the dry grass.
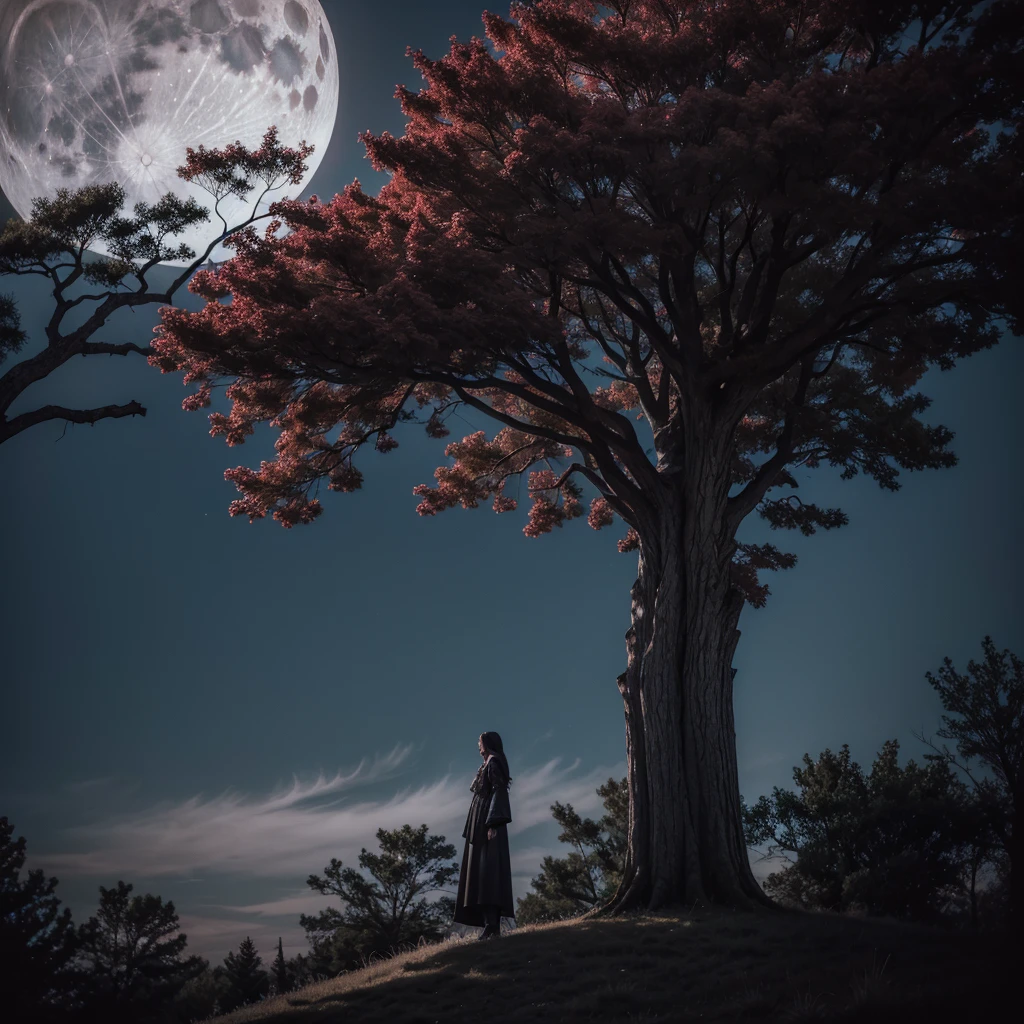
[208,906,1015,1023]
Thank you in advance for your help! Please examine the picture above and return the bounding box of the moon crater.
[0,0,338,264]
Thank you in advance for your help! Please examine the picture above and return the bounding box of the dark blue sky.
[2,1,1021,962]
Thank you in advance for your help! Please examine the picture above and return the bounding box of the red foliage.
[153,1,1022,605]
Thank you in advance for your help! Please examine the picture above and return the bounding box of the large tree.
[151,1,1024,912]
[0,128,310,444]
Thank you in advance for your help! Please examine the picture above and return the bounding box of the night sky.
[2,1,1021,964]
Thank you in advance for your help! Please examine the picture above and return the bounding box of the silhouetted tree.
[743,740,982,922]
[217,936,269,1013]
[271,936,292,995]
[0,128,311,444]
[939,793,1003,931]
[75,881,205,1022]
[301,824,457,972]
[170,965,231,1023]
[153,0,1024,913]
[0,817,78,1022]
[283,950,324,989]
[518,778,628,923]
[295,925,366,980]
[915,636,1024,932]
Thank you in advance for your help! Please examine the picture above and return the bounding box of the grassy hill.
[212,907,1015,1023]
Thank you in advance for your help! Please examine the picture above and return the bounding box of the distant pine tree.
[301,824,458,972]
[271,936,291,994]
[219,936,269,1012]
[0,817,79,1022]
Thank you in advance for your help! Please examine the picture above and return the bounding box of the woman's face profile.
[478,737,487,757]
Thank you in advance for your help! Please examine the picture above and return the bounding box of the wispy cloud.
[221,893,336,919]
[40,747,625,883]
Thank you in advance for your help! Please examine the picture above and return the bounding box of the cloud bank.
[42,746,625,882]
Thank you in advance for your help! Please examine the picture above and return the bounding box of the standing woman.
[454,731,514,939]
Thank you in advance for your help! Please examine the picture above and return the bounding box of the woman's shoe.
[478,905,500,939]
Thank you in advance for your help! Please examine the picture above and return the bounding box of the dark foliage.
[743,739,994,923]
[517,778,627,923]
[0,128,311,443]
[168,965,231,1023]
[271,936,292,995]
[75,881,205,1022]
[217,936,269,1012]
[301,824,458,973]
[0,817,79,1023]
[915,636,1024,931]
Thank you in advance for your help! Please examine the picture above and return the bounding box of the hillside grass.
[213,906,1016,1023]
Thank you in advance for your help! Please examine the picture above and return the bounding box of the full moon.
[0,0,339,264]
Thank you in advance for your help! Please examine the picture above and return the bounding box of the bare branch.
[0,400,146,443]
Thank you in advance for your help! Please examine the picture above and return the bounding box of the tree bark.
[592,409,778,916]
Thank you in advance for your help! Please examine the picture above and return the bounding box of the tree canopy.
[153,1,1020,596]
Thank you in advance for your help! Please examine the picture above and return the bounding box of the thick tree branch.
[0,337,151,416]
[0,400,146,442]
[725,353,814,532]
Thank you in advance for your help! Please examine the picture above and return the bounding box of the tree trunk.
[593,421,777,916]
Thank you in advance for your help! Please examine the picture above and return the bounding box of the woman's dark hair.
[480,731,512,786]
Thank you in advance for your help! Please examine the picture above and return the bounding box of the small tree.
[218,936,269,1013]
[743,740,982,923]
[75,880,205,1021]
[0,128,311,444]
[301,823,457,971]
[914,636,1024,932]
[518,777,627,923]
[0,817,79,1022]
[271,936,292,995]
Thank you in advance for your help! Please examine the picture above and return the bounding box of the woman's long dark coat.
[453,755,515,926]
